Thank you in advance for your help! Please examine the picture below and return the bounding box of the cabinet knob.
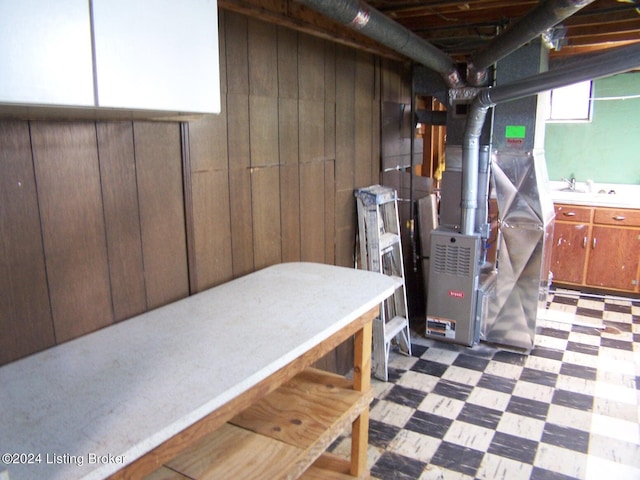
[612,215,626,221]
[583,236,588,248]
[563,212,576,217]
[592,237,597,249]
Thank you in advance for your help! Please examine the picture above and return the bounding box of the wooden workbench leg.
[351,310,374,477]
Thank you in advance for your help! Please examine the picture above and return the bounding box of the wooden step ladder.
[355,185,412,381]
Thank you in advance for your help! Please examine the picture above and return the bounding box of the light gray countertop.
[0,262,397,480]
[549,181,640,209]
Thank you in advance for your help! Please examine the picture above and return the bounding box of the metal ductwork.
[293,0,464,88]
[460,101,489,235]
[467,0,596,86]
[479,42,640,107]
[460,41,640,236]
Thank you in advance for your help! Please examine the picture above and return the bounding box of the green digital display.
[505,125,526,139]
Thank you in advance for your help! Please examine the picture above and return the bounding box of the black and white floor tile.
[331,288,640,479]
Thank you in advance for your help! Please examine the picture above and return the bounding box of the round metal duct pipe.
[483,42,640,106]
[467,0,596,86]
[294,0,464,88]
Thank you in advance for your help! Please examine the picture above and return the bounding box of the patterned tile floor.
[331,288,640,479]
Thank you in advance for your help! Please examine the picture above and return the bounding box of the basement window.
[547,80,593,122]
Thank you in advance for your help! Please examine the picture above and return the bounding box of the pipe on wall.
[461,102,490,235]
[467,0,595,86]
[293,0,464,88]
[460,42,640,235]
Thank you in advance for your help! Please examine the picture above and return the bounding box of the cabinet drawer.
[554,204,593,223]
[594,208,640,227]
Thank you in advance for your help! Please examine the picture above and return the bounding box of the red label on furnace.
[448,290,464,299]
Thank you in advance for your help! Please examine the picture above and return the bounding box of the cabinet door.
[586,226,640,292]
[550,221,590,285]
[92,0,220,113]
[0,0,94,106]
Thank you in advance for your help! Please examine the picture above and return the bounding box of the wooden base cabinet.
[586,225,640,291]
[551,204,640,294]
[551,204,593,285]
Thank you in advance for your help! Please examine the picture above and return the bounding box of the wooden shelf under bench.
[145,368,372,480]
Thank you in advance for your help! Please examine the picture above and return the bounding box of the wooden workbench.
[0,263,398,480]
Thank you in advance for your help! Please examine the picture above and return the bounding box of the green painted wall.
[544,71,640,185]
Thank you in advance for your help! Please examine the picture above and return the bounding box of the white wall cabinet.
[0,0,95,107]
[0,0,220,115]
[92,0,220,113]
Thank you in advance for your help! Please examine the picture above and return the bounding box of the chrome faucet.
[561,176,576,191]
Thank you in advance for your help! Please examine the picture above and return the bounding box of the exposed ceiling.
[367,0,640,60]
[220,0,640,70]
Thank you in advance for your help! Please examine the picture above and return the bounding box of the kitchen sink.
[559,187,587,193]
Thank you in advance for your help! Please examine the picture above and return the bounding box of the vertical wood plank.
[324,100,336,162]
[324,160,336,265]
[335,44,357,268]
[228,167,254,277]
[300,162,325,263]
[298,33,325,165]
[381,57,403,103]
[249,95,279,167]
[227,94,250,169]
[277,26,298,99]
[187,104,233,291]
[0,121,54,364]
[251,166,282,269]
[218,9,228,96]
[226,9,253,278]
[355,51,375,187]
[31,122,113,343]
[134,122,189,309]
[324,41,336,104]
[278,97,299,165]
[188,112,228,173]
[191,170,233,290]
[248,18,278,97]
[96,122,147,322]
[225,11,249,95]
[324,41,336,163]
[280,163,301,262]
[335,45,355,191]
[371,57,382,186]
[298,33,325,101]
[336,187,358,258]
[299,99,325,163]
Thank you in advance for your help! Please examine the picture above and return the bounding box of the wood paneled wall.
[0,120,188,365]
[0,9,411,371]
